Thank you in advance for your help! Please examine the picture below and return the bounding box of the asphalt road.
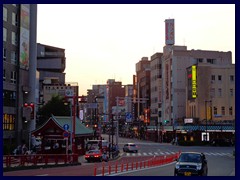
[3,134,235,176]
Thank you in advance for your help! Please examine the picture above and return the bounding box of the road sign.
[126,112,132,122]
[63,124,69,131]
[63,131,69,138]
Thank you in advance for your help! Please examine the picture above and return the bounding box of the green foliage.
[38,95,71,125]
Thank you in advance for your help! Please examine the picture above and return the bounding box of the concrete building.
[42,80,78,105]
[3,4,38,147]
[161,45,233,127]
[134,57,151,124]
[150,52,163,126]
[186,63,235,123]
[37,43,66,105]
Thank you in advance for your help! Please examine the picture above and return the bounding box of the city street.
[3,135,235,176]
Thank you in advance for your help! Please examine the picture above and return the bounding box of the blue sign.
[126,112,132,122]
[63,124,69,130]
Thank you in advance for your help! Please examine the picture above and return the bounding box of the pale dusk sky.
[37,4,235,95]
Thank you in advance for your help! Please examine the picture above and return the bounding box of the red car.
[85,149,103,162]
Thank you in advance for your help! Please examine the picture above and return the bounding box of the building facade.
[3,4,38,148]
[135,57,151,124]
[150,52,163,126]
[162,45,233,127]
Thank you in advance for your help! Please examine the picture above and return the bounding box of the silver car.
[123,143,138,153]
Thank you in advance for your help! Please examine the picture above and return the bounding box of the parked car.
[211,138,233,146]
[123,143,138,153]
[174,152,208,176]
[85,149,103,162]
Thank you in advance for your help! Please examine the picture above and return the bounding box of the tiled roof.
[52,115,94,136]
[32,115,94,137]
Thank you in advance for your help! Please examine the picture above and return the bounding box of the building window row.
[211,75,234,82]
[210,88,234,98]
[213,106,233,116]
[3,113,15,131]
[3,90,16,107]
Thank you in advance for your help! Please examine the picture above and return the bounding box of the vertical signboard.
[165,19,175,45]
[20,4,30,70]
[192,65,197,98]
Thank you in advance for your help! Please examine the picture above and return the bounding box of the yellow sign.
[192,65,197,98]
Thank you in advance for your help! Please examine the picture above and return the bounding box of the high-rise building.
[161,45,233,126]
[150,53,163,126]
[3,4,38,147]
[135,57,151,124]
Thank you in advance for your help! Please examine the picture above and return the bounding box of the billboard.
[192,65,197,98]
[165,19,175,45]
[20,4,30,70]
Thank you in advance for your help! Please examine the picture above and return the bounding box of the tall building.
[186,62,235,123]
[150,53,163,126]
[106,79,125,122]
[37,43,66,105]
[162,45,233,127]
[135,57,151,124]
[3,4,38,147]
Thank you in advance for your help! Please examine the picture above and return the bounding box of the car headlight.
[175,164,180,169]
[196,164,202,170]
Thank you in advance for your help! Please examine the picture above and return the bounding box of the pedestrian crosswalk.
[124,151,232,157]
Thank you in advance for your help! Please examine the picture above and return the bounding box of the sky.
[37,4,235,95]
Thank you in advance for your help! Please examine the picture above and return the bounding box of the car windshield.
[179,153,201,163]
[88,150,100,154]
[129,144,136,147]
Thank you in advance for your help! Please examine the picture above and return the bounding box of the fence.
[3,154,79,168]
[93,152,180,176]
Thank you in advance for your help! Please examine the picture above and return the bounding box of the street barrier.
[3,154,79,168]
[93,152,180,176]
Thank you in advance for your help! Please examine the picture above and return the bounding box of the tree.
[38,95,71,126]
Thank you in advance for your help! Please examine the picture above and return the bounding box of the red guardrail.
[3,154,79,168]
[94,151,181,176]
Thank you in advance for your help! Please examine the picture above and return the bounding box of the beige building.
[186,63,235,123]
[162,45,233,126]
[43,78,78,105]
[150,53,163,125]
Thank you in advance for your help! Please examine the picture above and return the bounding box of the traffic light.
[23,102,34,120]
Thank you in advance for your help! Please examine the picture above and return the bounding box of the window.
[3,7,7,21]
[218,75,222,81]
[210,88,215,98]
[230,89,234,96]
[213,107,217,115]
[229,107,233,116]
[3,113,15,130]
[230,75,234,82]
[11,51,17,64]
[3,48,7,61]
[197,58,203,63]
[10,71,16,84]
[3,28,7,42]
[218,88,222,97]
[3,69,6,81]
[207,59,215,64]
[12,12,18,26]
[221,107,225,116]
[3,90,16,107]
[12,32,17,45]
[211,75,215,82]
